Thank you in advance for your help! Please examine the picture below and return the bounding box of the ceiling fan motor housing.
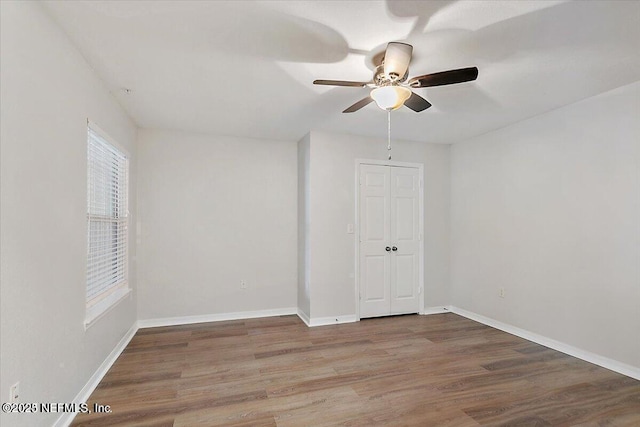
[374,65,408,87]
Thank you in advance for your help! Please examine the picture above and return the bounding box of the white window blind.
[86,124,129,323]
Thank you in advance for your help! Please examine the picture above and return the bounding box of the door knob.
[392,246,398,251]
[385,246,391,252]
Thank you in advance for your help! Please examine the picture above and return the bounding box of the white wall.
[0,2,138,426]
[297,133,311,319]
[136,130,297,320]
[306,131,450,319]
[451,82,640,368]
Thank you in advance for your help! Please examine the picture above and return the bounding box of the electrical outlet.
[499,288,505,298]
[10,382,19,403]
[240,280,247,289]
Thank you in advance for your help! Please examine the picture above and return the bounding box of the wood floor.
[72,313,640,426]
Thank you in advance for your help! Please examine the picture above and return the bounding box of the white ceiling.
[42,0,640,144]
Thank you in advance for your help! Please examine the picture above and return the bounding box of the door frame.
[355,159,425,321]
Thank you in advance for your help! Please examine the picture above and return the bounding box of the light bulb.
[370,86,411,111]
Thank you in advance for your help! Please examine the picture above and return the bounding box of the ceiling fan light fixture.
[370,86,411,111]
[313,41,477,114]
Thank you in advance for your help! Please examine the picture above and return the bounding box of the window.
[86,122,130,327]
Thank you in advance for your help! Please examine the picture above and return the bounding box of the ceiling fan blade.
[404,92,432,112]
[343,96,373,113]
[409,67,478,88]
[384,42,413,80]
[313,79,368,88]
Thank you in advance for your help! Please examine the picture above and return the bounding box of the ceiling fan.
[313,42,478,113]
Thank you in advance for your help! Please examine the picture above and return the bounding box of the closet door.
[359,164,420,319]
[359,165,391,318]
[389,166,420,314]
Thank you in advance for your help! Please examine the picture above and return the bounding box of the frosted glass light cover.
[370,86,412,111]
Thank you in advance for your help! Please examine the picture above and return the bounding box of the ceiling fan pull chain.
[387,110,392,160]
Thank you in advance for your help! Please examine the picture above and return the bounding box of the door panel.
[366,171,386,187]
[394,197,415,241]
[359,165,391,318]
[364,256,387,300]
[394,173,415,190]
[394,254,415,298]
[364,196,386,241]
[391,253,419,314]
[389,167,421,315]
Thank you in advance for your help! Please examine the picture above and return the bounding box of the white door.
[359,165,391,318]
[359,164,421,318]
[389,166,420,315]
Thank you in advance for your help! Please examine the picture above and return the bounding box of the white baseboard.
[449,306,640,381]
[137,307,298,329]
[297,308,311,326]
[53,323,138,427]
[306,314,358,327]
[420,306,450,315]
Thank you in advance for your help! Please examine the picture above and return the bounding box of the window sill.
[84,287,131,330]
